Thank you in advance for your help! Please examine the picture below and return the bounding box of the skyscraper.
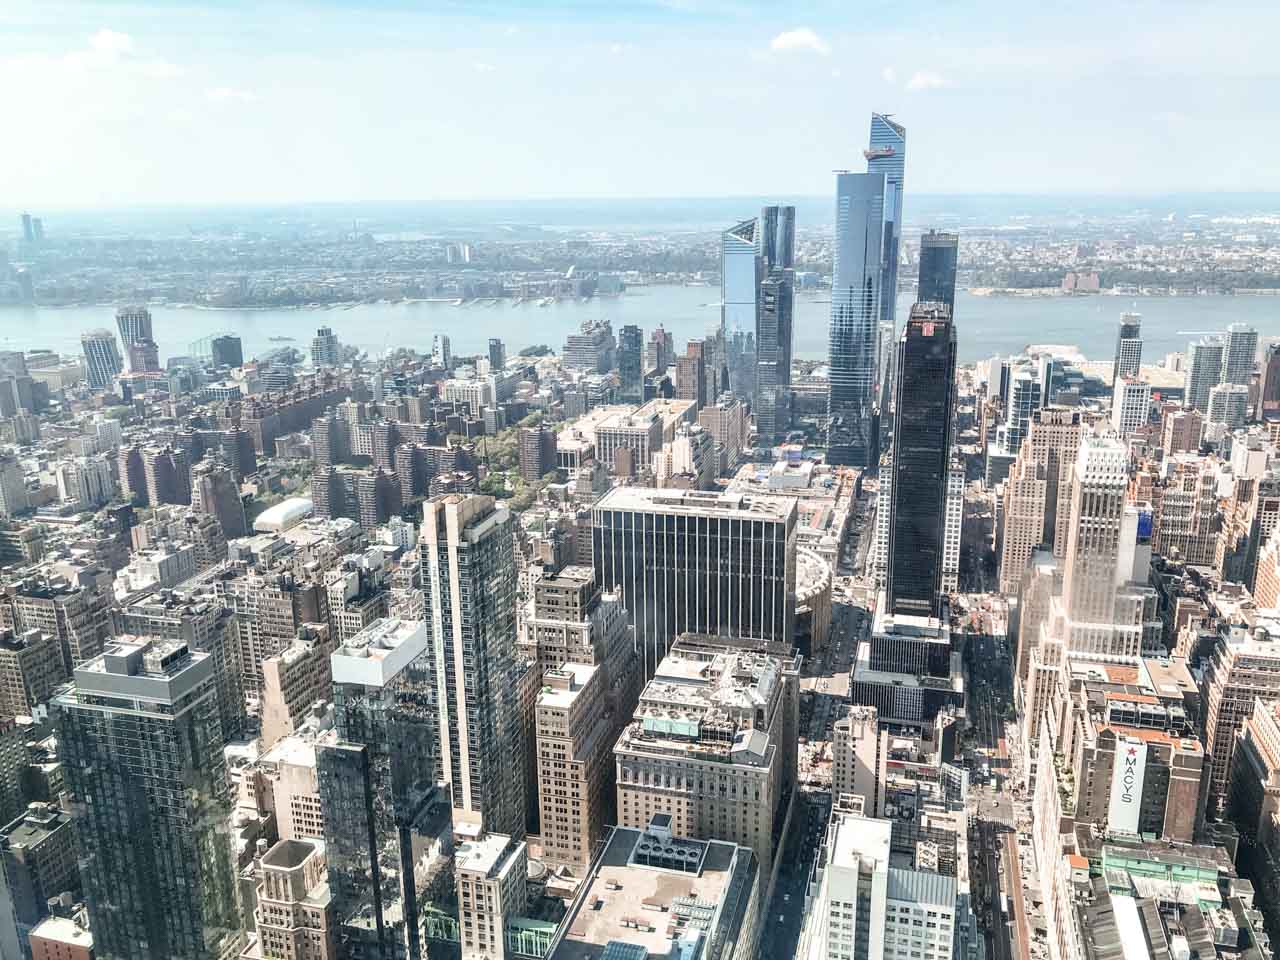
[1111,377,1152,438]
[1112,312,1143,383]
[617,324,644,401]
[317,619,437,960]
[209,334,243,368]
[867,114,907,334]
[886,303,957,618]
[759,203,795,271]
[827,171,887,467]
[312,327,341,368]
[487,337,506,371]
[1260,343,1280,422]
[419,495,525,838]
[591,487,797,678]
[20,213,33,244]
[917,230,959,311]
[1184,336,1225,413]
[720,217,760,343]
[432,333,452,369]
[80,329,123,390]
[115,306,159,373]
[755,271,794,440]
[55,639,242,960]
[191,459,248,539]
[1222,322,1259,385]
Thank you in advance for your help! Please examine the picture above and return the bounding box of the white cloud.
[881,66,897,84]
[90,29,134,57]
[2,29,180,79]
[770,28,831,57]
[905,70,948,91]
[609,43,625,55]
[206,86,259,103]
[473,61,496,73]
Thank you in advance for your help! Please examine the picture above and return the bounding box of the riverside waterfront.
[2,286,1276,366]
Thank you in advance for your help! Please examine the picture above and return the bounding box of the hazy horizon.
[5,1,1280,207]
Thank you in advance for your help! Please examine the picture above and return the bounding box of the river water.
[2,287,1276,366]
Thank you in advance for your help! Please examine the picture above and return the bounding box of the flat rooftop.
[331,618,429,688]
[538,663,599,711]
[551,827,740,960]
[593,486,795,523]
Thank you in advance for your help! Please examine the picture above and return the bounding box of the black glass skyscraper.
[917,231,958,311]
[760,204,795,271]
[618,324,644,401]
[756,205,796,439]
[886,302,957,619]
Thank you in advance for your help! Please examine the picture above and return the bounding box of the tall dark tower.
[1112,312,1143,384]
[917,231,958,311]
[886,302,957,619]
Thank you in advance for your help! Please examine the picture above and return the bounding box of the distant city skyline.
[3,1,1279,206]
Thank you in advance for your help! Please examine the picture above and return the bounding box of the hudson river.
[2,287,1276,366]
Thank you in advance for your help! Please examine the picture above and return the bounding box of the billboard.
[1108,736,1147,835]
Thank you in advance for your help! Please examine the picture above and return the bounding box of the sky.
[3,0,1280,207]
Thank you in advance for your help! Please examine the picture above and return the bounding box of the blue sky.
[3,1,1278,206]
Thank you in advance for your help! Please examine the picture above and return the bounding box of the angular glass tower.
[826,171,886,467]
[756,271,794,440]
[721,218,761,401]
[918,230,959,311]
[867,114,907,333]
[886,302,957,619]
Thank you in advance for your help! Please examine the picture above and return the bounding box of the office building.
[1203,617,1280,817]
[208,334,243,368]
[760,203,795,271]
[420,495,525,837]
[868,114,906,331]
[617,324,643,401]
[1113,313,1143,383]
[1147,456,1220,566]
[1184,336,1225,413]
[563,320,615,373]
[1222,322,1259,385]
[487,337,505,371]
[721,217,760,341]
[546,817,761,960]
[1206,383,1251,431]
[614,638,800,879]
[827,170,886,467]
[242,838,336,960]
[311,327,340,368]
[455,832,528,960]
[592,487,797,678]
[797,807,960,960]
[886,303,956,618]
[676,344,707,410]
[54,638,242,960]
[917,230,959,311]
[1110,376,1152,438]
[756,271,794,440]
[316,619,438,960]
[1161,406,1204,455]
[191,459,248,538]
[1260,343,1280,422]
[28,918,94,960]
[698,396,750,473]
[79,329,123,390]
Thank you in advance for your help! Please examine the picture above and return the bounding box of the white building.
[0,454,27,518]
[56,456,116,509]
[1206,383,1251,432]
[1110,376,1152,438]
[441,377,496,418]
[942,463,964,594]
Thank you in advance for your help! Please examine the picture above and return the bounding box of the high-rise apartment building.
[191,459,248,538]
[1207,383,1251,431]
[55,456,115,509]
[1110,376,1152,437]
[210,334,243,368]
[942,462,964,595]
[420,495,526,838]
[1260,343,1280,422]
[886,303,956,618]
[592,487,797,678]
[115,306,160,373]
[517,424,556,483]
[142,444,191,506]
[617,324,643,401]
[918,230,959,311]
[562,320,615,373]
[55,639,242,960]
[614,637,800,878]
[1184,336,1225,413]
[1112,312,1143,383]
[675,345,707,410]
[316,619,437,960]
[827,170,886,467]
[79,329,123,390]
[487,337,505,371]
[1147,456,1220,566]
[1161,406,1204,455]
[1222,322,1259,385]
[1,576,113,674]
[760,203,795,271]
[311,327,341,368]
[432,333,452,369]
[0,628,66,718]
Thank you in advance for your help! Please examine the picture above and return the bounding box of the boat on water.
[268,336,296,342]
[538,297,553,306]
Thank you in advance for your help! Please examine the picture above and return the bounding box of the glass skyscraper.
[756,271,794,440]
[826,171,887,466]
[917,230,959,311]
[886,303,957,619]
[618,324,644,401]
[867,115,907,333]
[721,218,761,402]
